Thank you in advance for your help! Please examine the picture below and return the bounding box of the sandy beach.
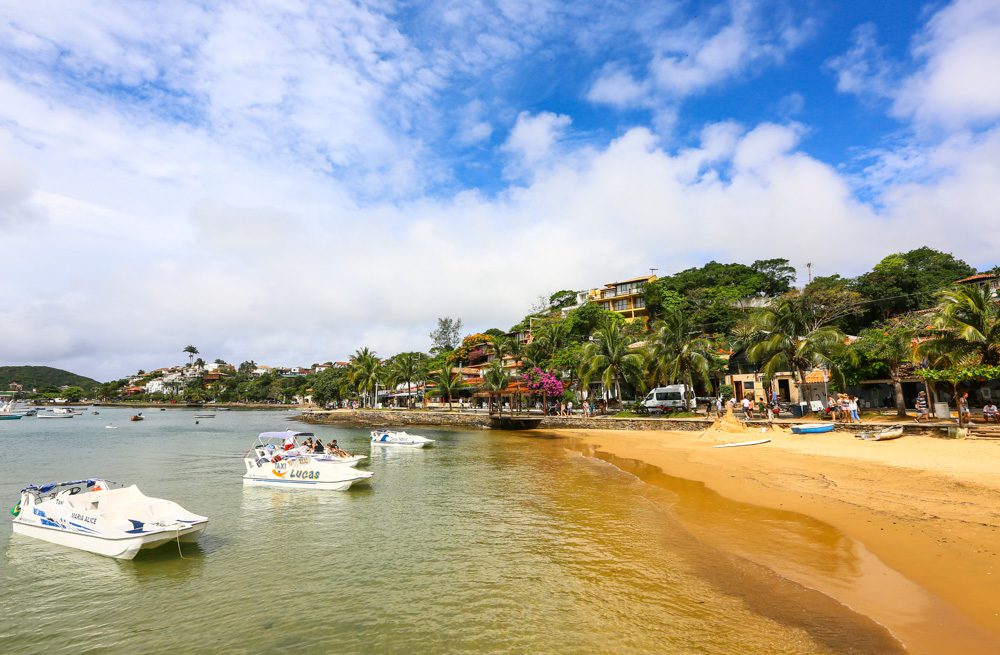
[551,419,1000,655]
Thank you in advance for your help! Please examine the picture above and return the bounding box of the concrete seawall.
[295,409,716,431]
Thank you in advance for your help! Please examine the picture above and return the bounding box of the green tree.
[646,310,714,401]
[348,347,381,407]
[548,289,578,310]
[390,352,428,408]
[747,296,851,407]
[483,361,510,415]
[62,386,85,402]
[429,317,463,353]
[854,324,917,417]
[430,369,464,410]
[183,345,199,365]
[929,285,1000,366]
[582,322,644,405]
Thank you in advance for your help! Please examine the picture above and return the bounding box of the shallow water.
[0,409,896,654]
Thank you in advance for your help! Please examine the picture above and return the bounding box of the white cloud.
[825,23,894,98]
[501,111,572,171]
[894,0,1000,128]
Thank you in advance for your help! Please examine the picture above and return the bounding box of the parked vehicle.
[639,385,695,414]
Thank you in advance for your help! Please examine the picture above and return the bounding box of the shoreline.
[548,424,1000,655]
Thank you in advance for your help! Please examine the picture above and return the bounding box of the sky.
[2,0,999,380]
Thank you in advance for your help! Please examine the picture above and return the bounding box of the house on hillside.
[559,274,656,321]
[956,272,1000,297]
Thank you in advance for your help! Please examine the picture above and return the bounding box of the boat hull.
[243,456,372,491]
[0,415,22,420]
[12,520,207,560]
[791,424,835,434]
[242,476,370,491]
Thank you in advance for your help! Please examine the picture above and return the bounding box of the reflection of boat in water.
[243,431,372,491]
[790,423,834,434]
[11,478,208,559]
[370,429,434,447]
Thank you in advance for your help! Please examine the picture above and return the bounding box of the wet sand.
[550,421,1000,655]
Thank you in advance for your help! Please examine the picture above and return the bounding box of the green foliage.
[429,317,463,353]
[850,247,975,322]
[564,302,620,339]
[0,366,99,392]
[548,289,578,309]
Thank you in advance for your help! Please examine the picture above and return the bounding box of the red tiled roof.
[956,273,998,283]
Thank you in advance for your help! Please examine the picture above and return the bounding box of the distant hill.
[0,366,100,392]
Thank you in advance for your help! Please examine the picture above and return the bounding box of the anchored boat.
[370,429,434,447]
[11,479,208,559]
[243,431,372,491]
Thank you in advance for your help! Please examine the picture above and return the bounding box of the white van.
[641,385,695,413]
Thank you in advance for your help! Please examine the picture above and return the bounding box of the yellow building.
[589,275,655,321]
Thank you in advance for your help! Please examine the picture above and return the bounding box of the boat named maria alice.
[11,478,208,559]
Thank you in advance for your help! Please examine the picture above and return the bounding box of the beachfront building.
[956,272,1000,297]
[724,349,830,407]
[559,274,656,322]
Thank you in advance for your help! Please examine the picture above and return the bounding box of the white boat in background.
[194,413,215,418]
[370,430,434,448]
[243,431,371,491]
[38,410,73,419]
[11,479,208,560]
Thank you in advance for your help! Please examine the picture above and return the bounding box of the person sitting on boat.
[312,439,325,454]
[329,439,348,457]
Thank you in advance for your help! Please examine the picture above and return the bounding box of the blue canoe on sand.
[791,423,835,434]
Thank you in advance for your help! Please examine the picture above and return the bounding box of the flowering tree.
[521,367,564,414]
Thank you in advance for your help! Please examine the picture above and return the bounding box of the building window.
[615,299,628,311]
[634,297,645,309]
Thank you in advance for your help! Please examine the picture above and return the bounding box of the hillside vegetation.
[0,366,99,392]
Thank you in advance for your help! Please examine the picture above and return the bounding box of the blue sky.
[1,0,999,379]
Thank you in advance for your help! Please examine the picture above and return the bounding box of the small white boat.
[243,431,371,491]
[714,438,771,448]
[194,413,215,418]
[105,425,118,430]
[858,425,904,441]
[11,479,208,560]
[370,429,435,447]
[38,411,73,419]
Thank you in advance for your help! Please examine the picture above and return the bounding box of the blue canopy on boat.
[22,479,103,494]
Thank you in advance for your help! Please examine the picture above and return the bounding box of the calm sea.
[0,408,899,654]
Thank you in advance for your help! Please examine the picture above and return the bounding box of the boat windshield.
[22,479,113,500]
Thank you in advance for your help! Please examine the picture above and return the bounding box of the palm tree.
[431,369,464,410]
[348,347,381,407]
[747,296,849,405]
[183,345,199,366]
[391,352,427,408]
[483,361,510,415]
[930,285,1000,366]
[193,357,206,369]
[582,321,644,406]
[855,325,917,418]
[647,309,714,405]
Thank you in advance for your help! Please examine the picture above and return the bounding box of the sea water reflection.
[0,409,894,654]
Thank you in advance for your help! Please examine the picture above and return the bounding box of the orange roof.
[956,273,998,283]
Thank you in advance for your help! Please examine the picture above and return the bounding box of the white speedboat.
[11,479,208,560]
[38,410,73,419]
[370,429,434,448]
[243,431,372,491]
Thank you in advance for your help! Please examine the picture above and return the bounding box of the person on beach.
[715,396,723,418]
[915,391,930,422]
[742,395,753,420]
[826,395,837,420]
[984,402,999,422]
[960,392,971,422]
[849,396,861,423]
[567,400,573,415]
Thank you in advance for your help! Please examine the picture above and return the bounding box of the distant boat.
[858,425,904,441]
[105,425,118,430]
[130,414,144,422]
[370,430,434,447]
[38,411,73,419]
[714,438,771,448]
[194,413,215,418]
[0,414,22,421]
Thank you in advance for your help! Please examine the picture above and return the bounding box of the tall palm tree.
[747,296,849,404]
[582,321,644,406]
[647,309,714,404]
[483,361,510,415]
[431,369,464,410]
[183,345,199,366]
[930,285,1000,366]
[348,347,381,407]
[391,352,427,408]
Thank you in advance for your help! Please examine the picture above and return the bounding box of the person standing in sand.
[960,392,971,422]
[915,390,930,422]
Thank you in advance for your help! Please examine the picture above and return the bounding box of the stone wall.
[296,409,716,432]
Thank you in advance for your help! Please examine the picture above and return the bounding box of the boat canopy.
[257,430,313,441]
[22,478,107,494]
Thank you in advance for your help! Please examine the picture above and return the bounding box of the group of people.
[726,394,782,420]
[826,393,862,423]
[279,434,350,458]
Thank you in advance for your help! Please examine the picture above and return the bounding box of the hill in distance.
[0,366,100,392]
